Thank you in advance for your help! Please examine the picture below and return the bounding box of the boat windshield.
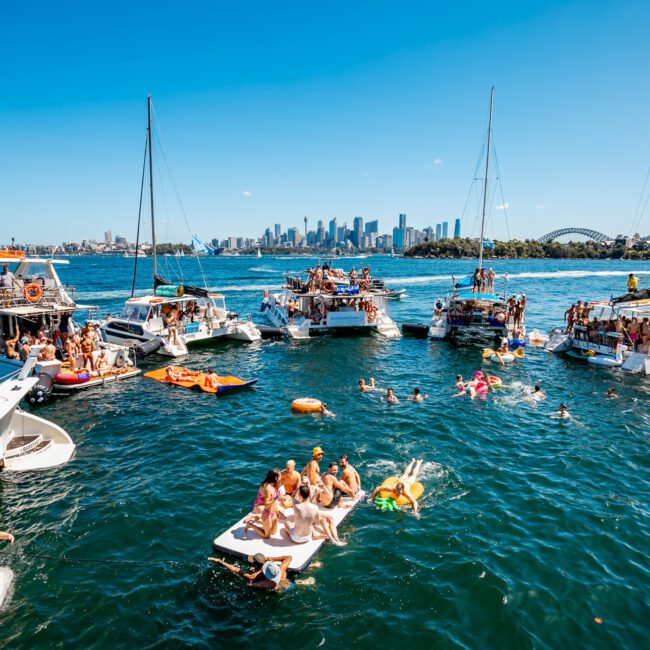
[118,303,150,321]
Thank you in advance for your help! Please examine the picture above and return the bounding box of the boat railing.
[2,285,75,311]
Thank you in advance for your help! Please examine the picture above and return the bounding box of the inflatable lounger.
[212,495,361,573]
[144,367,257,394]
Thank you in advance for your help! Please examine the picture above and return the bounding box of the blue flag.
[192,236,215,255]
[482,239,495,249]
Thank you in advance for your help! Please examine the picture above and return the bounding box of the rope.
[0,549,199,569]
[150,102,210,292]
[491,143,511,241]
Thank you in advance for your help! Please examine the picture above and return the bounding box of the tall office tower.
[399,213,406,230]
[454,218,461,238]
[104,231,112,244]
[435,224,442,240]
[337,224,347,243]
[274,224,281,242]
[424,226,434,240]
[329,217,337,242]
[393,226,404,249]
[287,227,298,246]
[352,216,364,247]
[316,220,325,243]
[364,219,379,236]
[264,228,272,246]
[442,221,448,239]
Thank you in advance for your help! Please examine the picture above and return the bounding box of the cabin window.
[118,304,150,321]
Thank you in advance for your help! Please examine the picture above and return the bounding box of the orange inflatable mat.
[144,367,257,394]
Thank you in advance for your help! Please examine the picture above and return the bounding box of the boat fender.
[135,337,163,358]
[26,372,54,405]
[401,323,429,338]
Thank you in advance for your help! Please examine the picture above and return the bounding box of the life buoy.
[23,283,43,303]
[366,304,377,321]
[150,298,164,304]
[358,280,369,291]
[291,397,323,413]
[322,280,335,294]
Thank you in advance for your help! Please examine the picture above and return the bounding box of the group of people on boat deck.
[243,449,365,547]
[471,267,497,294]
[301,264,371,293]
[564,301,650,353]
[1,311,73,363]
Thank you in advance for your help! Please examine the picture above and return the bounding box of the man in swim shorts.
[319,461,355,508]
[369,459,422,518]
[301,447,324,486]
[203,368,220,390]
[285,484,320,544]
[280,460,301,499]
[339,455,362,495]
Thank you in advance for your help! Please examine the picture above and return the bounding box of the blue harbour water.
[1,255,649,648]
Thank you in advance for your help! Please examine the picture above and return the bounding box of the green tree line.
[404,238,650,260]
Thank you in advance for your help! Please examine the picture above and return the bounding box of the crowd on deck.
[470,267,497,294]
[564,300,650,353]
[287,263,372,294]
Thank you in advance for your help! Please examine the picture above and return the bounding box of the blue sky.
[1,0,649,244]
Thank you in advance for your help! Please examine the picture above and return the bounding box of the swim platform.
[144,367,257,394]
[212,495,361,573]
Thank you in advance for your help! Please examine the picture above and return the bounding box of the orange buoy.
[291,397,323,413]
[594,618,603,625]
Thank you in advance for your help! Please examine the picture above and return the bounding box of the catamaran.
[101,96,261,357]
[427,87,526,342]
[261,273,401,339]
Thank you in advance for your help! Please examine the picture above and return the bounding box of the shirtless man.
[40,338,57,361]
[358,378,377,392]
[208,555,294,592]
[95,350,110,375]
[556,403,571,419]
[319,462,355,509]
[66,334,80,368]
[339,455,362,495]
[80,334,96,371]
[280,460,301,501]
[383,388,399,403]
[3,328,20,359]
[301,447,324,486]
[203,368,220,390]
[369,458,422,518]
[283,484,321,544]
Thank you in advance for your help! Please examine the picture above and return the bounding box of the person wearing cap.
[18,335,32,362]
[301,447,324,486]
[208,554,294,592]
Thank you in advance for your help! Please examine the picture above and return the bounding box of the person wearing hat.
[301,447,324,486]
[208,554,294,592]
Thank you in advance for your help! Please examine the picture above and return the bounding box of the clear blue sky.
[1,0,649,244]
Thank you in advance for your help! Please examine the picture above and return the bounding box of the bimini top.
[453,291,504,303]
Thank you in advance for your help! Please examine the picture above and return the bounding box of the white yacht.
[261,274,401,339]
[545,294,650,374]
[102,290,260,357]
[100,96,261,357]
[0,251,76,381]
[0,348,75,471]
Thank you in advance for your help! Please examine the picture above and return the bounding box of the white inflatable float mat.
[212,494,361,573]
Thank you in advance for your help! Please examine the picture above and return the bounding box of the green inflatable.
[374,496,399,511]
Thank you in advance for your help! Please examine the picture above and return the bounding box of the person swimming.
[556,403,571,419]
[369,459,422,518]
[358,378,378,392]
[606,387,619,399]
[408,387,428,402]
[382,388,399,403]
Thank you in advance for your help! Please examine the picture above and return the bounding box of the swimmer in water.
[408,387,428,402]
[452,374,475,398]
[382,388,399,403]
[556,403,571,419]
[358,378,377,392]
[606,387,619,399]
[369,458,422,518]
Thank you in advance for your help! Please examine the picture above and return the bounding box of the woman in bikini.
[245,469,283,539]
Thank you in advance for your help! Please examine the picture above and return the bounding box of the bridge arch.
[537,228,611,244]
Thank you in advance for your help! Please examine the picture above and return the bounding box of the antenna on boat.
[478,86,494,271]
[147,95,157,289]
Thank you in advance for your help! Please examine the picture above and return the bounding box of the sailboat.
[256,247,262,258]
[428,87,525,342]
[101,96,261,357]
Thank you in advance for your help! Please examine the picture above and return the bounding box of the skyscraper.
[329,218,337,242]
[287,227,298,246]
[316,220,325,243]
[352,216,364,247]
[104,231,112,244]
[454,218,461,238]
[442,221,448,239]
[274,224,281,239]
[435,224,441,240]
[364,219,379,236]
[399,213,406,230]
[393,226,404,249]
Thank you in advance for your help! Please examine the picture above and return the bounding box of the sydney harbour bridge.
[536,227,611,244]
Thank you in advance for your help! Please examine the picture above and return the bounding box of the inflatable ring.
[358,280,369,291]
[377,476,424,506]
[487,375,502,388]
[291,397,323,413]
[322,280,335,294]
[23,283,43,303]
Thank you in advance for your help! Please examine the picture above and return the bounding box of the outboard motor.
[26,372,55,406]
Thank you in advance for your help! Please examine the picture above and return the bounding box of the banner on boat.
[192,236,215,256]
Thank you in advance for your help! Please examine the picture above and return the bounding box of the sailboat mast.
[147,95,157,288]
[479,86,494,271]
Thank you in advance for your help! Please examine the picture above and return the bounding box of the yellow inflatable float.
[291,397,324,413]
[377,476,424,506]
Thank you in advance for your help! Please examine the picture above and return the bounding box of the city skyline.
[1,2,649,244]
